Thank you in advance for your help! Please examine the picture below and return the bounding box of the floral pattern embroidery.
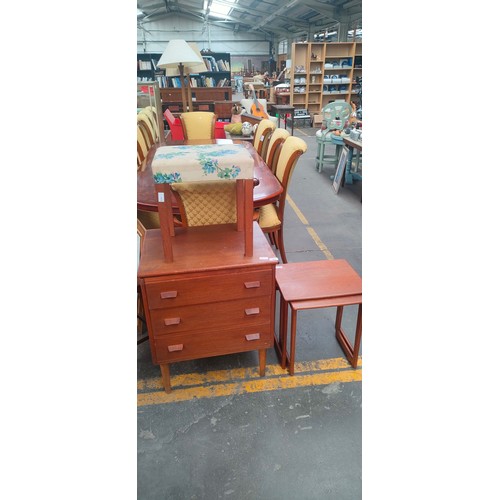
[199,154,241,179]
[153,172,182,184]
[152,144,251,183]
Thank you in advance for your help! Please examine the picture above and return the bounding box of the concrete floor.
[137,121,362,499]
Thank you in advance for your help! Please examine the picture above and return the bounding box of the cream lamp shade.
[161,42,207,76]
[157,39,204,72]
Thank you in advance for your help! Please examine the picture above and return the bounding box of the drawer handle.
[167,344,183,352]
[244,281,261,289]
[245,307,260,316]
[164,317,181,326]
[245,333,261,341]
[160,291,178,299]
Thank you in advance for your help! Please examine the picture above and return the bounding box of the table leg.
[280,295,288,369]
[345,146,354,184]
[335,304,362,368]
[289,307,298,375]
[160,364,172,393]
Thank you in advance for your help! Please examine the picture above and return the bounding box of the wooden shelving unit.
[290,42,362,117]
[137,53,164,86]
[137,51,232,90]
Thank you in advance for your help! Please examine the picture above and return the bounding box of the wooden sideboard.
[160,87,232,103]
[138,223,278,392]
[160,87,234,119]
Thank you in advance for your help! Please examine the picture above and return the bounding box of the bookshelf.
[137,51,232,89]
[137,53,165,86]
[290,42,362,117]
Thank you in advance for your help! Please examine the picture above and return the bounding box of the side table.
[270,104,295,136]
[275,260,362,375]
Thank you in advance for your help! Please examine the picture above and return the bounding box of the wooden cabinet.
[138,225,278,392]
[290,42,362,117]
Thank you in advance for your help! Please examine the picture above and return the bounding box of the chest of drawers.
[138,223,278,392]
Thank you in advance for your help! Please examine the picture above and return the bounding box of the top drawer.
[145,269,273,310]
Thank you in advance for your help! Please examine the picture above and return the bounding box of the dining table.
[137,139,283,213]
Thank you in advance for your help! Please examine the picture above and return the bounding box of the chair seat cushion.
[258,203,281,229]
[316,129,344,143]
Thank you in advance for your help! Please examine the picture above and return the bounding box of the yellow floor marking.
[138,357,361,391]
[286,194,309,225]
[138,367,361,406]
[287,194,335,260]
[306,227,335,260]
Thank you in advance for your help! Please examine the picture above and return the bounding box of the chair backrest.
[253,118,276,156]
[137,108,158,143]
[180,111,217,140]
[322,101,352,131]
[171,181,237,227]
[265,128,290,174]
[137,122,152,171]
[274,136,308,216]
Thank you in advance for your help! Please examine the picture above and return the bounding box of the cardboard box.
[313,114,323,127]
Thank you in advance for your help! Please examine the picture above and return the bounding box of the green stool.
[315,130,344,173]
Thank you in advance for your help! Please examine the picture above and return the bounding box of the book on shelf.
[138,60,152,70]
[216,59,230,71]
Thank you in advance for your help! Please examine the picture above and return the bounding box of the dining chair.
[180,111,217,140]
[257,136,307,263]
[153,143,255,261]
[265,127,290,175]
[138,108,159,144]
[137,218,149,344]
[252,118,276,157]
[137,121,154,171]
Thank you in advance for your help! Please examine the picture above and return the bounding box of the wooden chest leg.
[160,364,172,393]
[258,349,266,377]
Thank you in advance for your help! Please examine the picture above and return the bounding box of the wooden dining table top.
[137,139,283,212]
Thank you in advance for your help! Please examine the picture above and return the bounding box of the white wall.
[137,14,271,56]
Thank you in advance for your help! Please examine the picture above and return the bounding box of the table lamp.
[157,40,206,113]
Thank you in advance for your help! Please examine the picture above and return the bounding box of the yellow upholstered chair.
[180,111,217,140]
[153,143,255,261]
[257,136,307,263]
[265,128,290,174]
[137,121,153,171]
[137,218,149,344]
[137,108,158,144]
[253,119,276,157]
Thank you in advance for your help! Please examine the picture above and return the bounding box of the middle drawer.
[149,296,271,336]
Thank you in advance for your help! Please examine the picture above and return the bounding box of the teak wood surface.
[138,224,278,392]
[275,260,362,375]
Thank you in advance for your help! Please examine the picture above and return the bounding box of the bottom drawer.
[153,324,272,363]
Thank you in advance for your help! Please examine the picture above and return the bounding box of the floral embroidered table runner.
[152,144,254,184]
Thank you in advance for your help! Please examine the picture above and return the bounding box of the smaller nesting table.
[275,260,362,375]
[270,104,295,136]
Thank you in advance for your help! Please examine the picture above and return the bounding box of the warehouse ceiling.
[137,0,362,40]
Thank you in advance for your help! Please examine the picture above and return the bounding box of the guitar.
[249,83,269,119]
